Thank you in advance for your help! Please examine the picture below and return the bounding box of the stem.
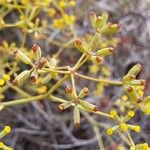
[71,74,77,97]
[4,21,24,28]
[2,94,46,107]
[42,68,70,74]
[76,73,123,86]
[74,55,90,71]
[73,53,86,69]
[117,131,132,147]
[127,131,135,148]
[81,111,104,150]
[46,74,69,96]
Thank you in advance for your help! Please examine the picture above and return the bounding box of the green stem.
[81,111,104,150]
[46,74,69,96]
[127,131,135,148]
[2,94,46,107]
[76,73,123,86]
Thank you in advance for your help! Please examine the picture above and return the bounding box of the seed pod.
[0,126,11,139]
[130,80,145,86]
[30,69,38,83]
[102,23,120,34]
[124,85,142,103]
[57,101,73,111]
[74,39,87,53]
[36,57,47,69]
[73,106,80,127]
[123,74,135,82]
[79,100,98,112]
[12,70,31,86]
[41,74,51,84]
[96,47,114,57]
[127,64,142,77]
[91,30,101,50]
[2,74,10,81]
[90,12,96,28]
[95,16,102,30]
[65,86,76,100]
[14,49,32,65]
[32,44,41,62]
[65,86,73,94]
[90,55,103,64]
[78,87,89,99]
[95,12,108,29]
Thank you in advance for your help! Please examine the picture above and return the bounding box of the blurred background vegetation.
[0,0,150,149]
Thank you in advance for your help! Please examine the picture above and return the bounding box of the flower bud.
[74,39,87,53]
[110,110,117,117]
[90,55,103,64]
[0,142,12,150]
[102,23,120,34]
[30,69,38,83]
[0,126,11,138]
[90,12,96,28]
[79,100,98,112]
[141,96,150,115]
[110,110,120,120]
[78,87,89,99]
[73,106,80,128]
[12,70,31,86]
[0,79,5,86]
[96,47,114,57]
[124,111,135,122]
[143,96,150,104]
[120,123,128,132]
[106,128,114,136]
[32,44,41,62]
[106,125,119,136]
[57,101,73,111]
[134,143,149,150]
[14,49,32,65]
